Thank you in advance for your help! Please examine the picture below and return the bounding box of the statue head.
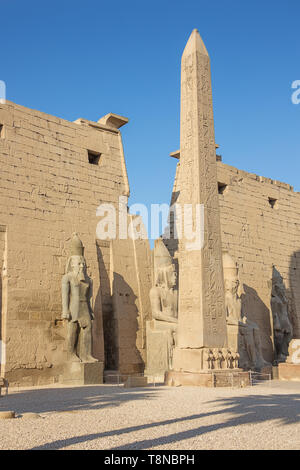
[154,238,177,290]
[65,233,87,281]
[67,255,86,277]
[155,264,177,289]
[223,251,239,295]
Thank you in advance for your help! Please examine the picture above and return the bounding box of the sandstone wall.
[167,159,300,362]
[110,220,152,376]
[217,161,300,362]
[0,101,131,385]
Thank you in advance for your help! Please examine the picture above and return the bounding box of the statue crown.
[70,233,84,256]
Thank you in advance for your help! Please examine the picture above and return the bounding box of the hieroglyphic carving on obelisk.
[174,29,227,368]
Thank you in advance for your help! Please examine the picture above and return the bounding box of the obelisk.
[172,29,228,374]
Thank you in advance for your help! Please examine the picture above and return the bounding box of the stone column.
[172,29,228,374]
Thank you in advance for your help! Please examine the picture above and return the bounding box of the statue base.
[123,376,148,388]
[145,320,175,381]
[272,366,279,379]
[60,361,104,385]
[278,363,300,381]
[165,369,250,388]
[172,347,240,372]
[259,365,273,377]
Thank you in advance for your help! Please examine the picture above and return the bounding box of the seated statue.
[271,266,293,364]
[223,251,270,371]
[146,239,178,373]
[62,233,98,363]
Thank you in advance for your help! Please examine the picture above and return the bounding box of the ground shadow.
[28,391,300,450]
[0,385,159,415]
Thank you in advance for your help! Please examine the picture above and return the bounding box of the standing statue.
[62,233,98,363]
[223,251,269,371]
[271,266,293,364]
[146,239,178,374]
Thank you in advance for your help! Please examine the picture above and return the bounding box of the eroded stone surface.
[278,363,300,381]
[271,266,293,364]
[0,411,15,420]
[60,361,104,385]
[146,239,178,378]
[123,376,148,388]
[171,30,228,379]
[174,30,227,361]
[62,233,98,364]
[223,251,270,371]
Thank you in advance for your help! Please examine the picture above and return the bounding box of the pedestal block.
[145,320,174,381]
[60,361,104,385]
[272,366,279,379]
[165,370,250,388]
[124,376,148,388]
[278,363,300,381]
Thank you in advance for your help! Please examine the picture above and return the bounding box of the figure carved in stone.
[204,348,238,370]
[233,352,240,369]
[210,350,216,370]
[271,266,293,364]
[203,350,210,369]
[213,349,223,369]
[62,233,98,363]
[223,251,269,371]
[148,239,178,370]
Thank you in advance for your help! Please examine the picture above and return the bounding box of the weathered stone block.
[60,361,104,385]
[227,323,239,352]
[0,411,15,420]
[286,339,300,364]
[272,366,279,379]
[278,363,300,381]
[259,365,273,377]
[145,320,173,380]
[123,376,148,388]
[166,370,250,388]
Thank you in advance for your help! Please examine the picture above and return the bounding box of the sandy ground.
[0,380,299,450]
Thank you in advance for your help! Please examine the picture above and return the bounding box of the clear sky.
[1,0,300,232]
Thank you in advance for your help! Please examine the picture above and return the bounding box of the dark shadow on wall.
[163,190,180,289]
[270,265,294,363]
[288,251,300,339]
[96,242,117,371]
[241,284,274,363]
[28,391,300,450]
[112,273,144,375]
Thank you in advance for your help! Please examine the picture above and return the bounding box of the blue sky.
[1,0,300,233]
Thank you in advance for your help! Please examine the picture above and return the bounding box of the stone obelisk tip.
[182,29,209,58]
